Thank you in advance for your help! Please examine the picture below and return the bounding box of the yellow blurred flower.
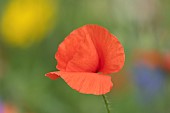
[0,0,58,47]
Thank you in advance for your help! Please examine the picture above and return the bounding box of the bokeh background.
[0,0,170,113]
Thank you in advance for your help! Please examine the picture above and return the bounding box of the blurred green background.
[0,0,170,113]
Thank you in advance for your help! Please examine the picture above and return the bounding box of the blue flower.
[132,61,165,103]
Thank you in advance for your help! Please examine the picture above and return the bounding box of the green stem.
[102,95,111,113]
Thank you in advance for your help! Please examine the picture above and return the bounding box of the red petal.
[81,25,125,74]
[45,72,60,80]
[56,27,99,72]
[56,24,125,74]
[50,71,113,95]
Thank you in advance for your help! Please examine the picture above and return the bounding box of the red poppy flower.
[46,24,125,95]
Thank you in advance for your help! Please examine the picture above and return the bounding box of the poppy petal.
[47,71,113,95]
[81,25,125,74]
[45,72,60,80]
[56,27,99,72]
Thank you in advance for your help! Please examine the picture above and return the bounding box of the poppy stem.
[102,95,111,113]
